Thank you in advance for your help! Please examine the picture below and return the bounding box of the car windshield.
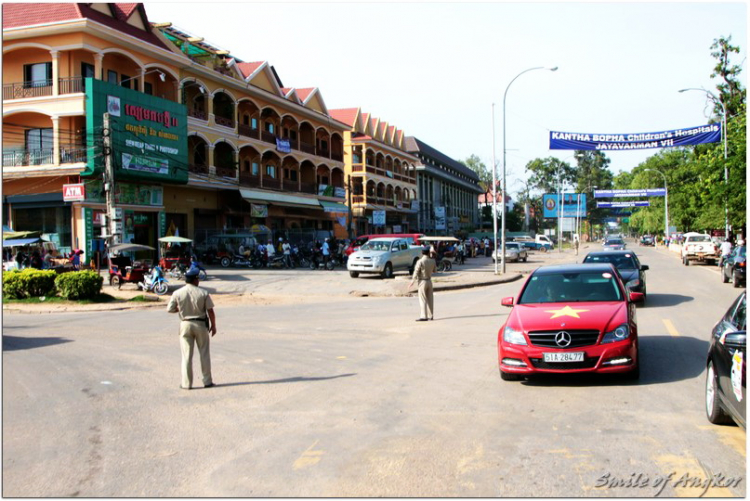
[583,254,638,270]
[688,235,711,242]
[360,240,392,252]
[519,271,623,304]
[506,243,520,250]
[605,239,624,246]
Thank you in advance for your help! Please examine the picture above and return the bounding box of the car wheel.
[109,275,121,289]
[500,368,523,381]
[733,270,742,288]
[706,361,731,424]
[199,270,208,281]
[381,263,393,279]
[540,247,548,253]
[522,256,528,262]
[349,271,359,278]
[220,256,231,268]
[722,267,730,283]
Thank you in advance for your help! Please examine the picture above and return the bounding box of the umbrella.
[2,237,41,248]
[109,243,155,253]
[158,236,193,243]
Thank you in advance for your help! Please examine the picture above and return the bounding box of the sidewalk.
[3,246,585,314]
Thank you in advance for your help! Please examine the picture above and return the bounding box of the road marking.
[654,453,736,497]
[293,440,325,470]
[336,356,347,360]
[662,319,680,337]
[696,425,746,458]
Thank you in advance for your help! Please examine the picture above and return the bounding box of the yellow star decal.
[545,305,590,319]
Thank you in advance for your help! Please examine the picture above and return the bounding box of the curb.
[433,273,523,292]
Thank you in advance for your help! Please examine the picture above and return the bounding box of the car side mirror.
[641,265,649,271]
[724,331,746,349]
[501,297,515,307]
[629,292,645,303]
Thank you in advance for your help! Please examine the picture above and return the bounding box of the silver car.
[603,237,627,251]
[492,242,528,263]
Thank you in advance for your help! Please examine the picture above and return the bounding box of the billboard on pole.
[543,193,587,219]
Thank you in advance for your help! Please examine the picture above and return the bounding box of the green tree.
[711,36,745,117]
[574,150,614,237]
[462,155,493,210]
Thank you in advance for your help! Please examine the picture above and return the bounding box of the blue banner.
[597,201,650,208]
[543,193,587,218]
[594,188,666,198]
[276,138,291,153]
[550,124,721,151]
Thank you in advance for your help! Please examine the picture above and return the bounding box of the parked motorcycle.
[138,265,169,295]
[220,253,256,269]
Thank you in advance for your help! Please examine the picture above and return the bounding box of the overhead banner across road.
[597,201,651,208]
[594,189,666,198]
[549,124,721,151]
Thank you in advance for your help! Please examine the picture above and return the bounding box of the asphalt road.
[3,244,746,497]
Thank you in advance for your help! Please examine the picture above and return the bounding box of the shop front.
[4,192,73,254]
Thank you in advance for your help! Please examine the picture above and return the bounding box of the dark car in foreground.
[722,245,746,288]
[706,291,746,429]
[583,251,649,299]
[498,264,643,382]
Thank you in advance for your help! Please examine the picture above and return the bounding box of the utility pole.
[102,113,120,246]
[347,175,353,239]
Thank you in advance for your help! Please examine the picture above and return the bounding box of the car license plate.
[543,352,584,362]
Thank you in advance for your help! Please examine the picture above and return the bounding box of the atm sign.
[63,183,86,202]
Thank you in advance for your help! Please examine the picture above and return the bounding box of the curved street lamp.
[679,87,729,239]
[643,168,669,242]
[495,66,557,274]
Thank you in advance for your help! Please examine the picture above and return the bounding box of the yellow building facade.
[3,2,351,257]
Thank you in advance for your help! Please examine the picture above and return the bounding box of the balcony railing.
[3,80,52,100]
[214,115,235,128]
[3,148,54,167]
[352,165,364,172]
[317,149,330,159]
[300,182,316,194]
[189,108,207,120]
[238,124,259,139]
[283,180,299,192]
[352,195,365,204]
[263,177,281,190]
[60,146,86,164]
[261,131,277,144]
[189,163,209,174]
[59,76,84,95]
[299,141,315,155]
[239,173,261,187]
[331,152,343,162]
[215,166,237,178]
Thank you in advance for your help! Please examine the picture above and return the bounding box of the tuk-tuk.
[108,243,155,289]
[419,236,460,271]
[158,236,194,272]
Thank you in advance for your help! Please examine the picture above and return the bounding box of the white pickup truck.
[681,232,720,266]
[347,237,423,279]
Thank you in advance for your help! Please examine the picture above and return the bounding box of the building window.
[25,128,53,151]
[121,74,132,89]
[353,152,361,163]
[265,122,274,134]
[285,169,298,182]
[251,117,258,129]
[290,130,297,141]
[252,162,260,176]
[107,70,118,85]
[144,82,153,95]
[265,165,276,178]
[23,62,51,87]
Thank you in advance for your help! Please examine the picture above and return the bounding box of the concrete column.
[138,68,146,93]
[208,144,215,175]
[94,53,103,80]
[52,116,60,166]
[50,50,59,95]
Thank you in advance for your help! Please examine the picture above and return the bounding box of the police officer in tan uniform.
[409,247,437,321]
[167,267,217,389]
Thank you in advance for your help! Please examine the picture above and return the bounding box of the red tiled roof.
[280,87,292,94]
[388,125,395,137]
[3,3,168,51]
[296,87,315,102]
[378,122,386,137]
[236,61,264,79]
[329,108,359,128]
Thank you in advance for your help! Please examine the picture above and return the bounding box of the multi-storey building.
[2,2,351,256]
[330,108,418,236]
[404,137,482,234]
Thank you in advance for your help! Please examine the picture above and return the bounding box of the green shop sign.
[85,179,163,207]
[83,78,188,184]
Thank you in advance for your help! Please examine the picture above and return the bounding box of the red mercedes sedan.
[498,263,643,381]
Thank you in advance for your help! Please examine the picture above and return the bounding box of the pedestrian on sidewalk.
[409,247,437,321]
[167,268,217,390]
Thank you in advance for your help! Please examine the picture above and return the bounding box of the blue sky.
[144,1,747,194]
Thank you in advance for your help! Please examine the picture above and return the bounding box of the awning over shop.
[3,237,42,247]
[240,189,322,210]
[319,201,350,213]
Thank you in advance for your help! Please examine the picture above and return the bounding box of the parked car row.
[721,245,746,288]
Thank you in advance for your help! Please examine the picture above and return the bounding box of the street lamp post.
[501,66,557,273]
[643,168,669,242]
[679,87,729,239]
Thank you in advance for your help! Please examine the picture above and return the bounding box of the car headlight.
[601,324,630,344]
[503,326,527,345]
[626,279,641,289]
